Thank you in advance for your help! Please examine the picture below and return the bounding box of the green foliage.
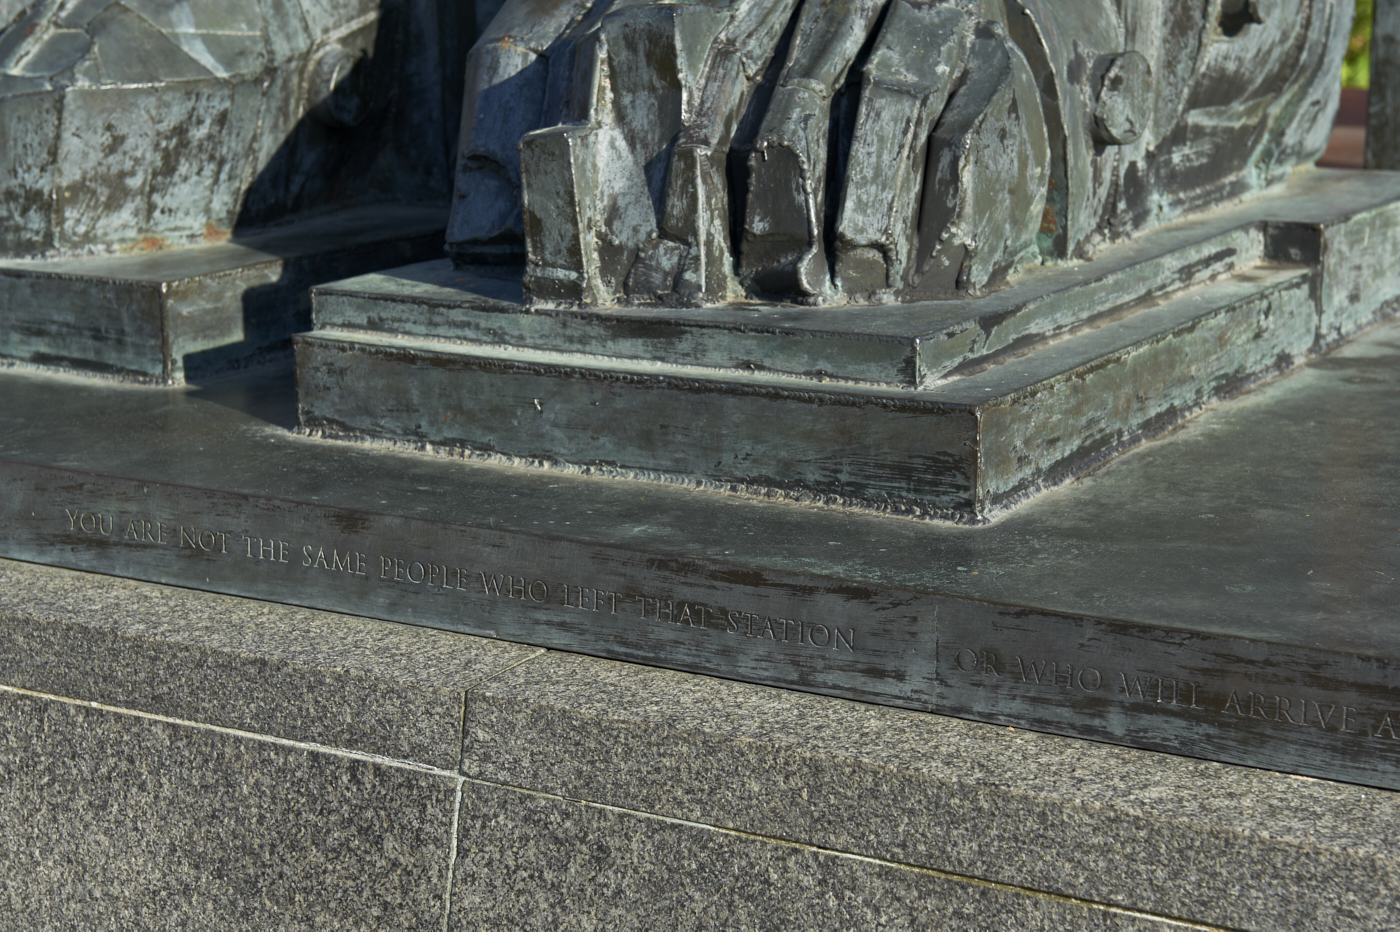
[1344,0,1374,89]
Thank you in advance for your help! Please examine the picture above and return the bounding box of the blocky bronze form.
[447,0,1351,306]
[0,0,470,258]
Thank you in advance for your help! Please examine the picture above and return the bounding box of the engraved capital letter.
[1308,701,1337,730]
[1275,697,1304,726]
[1375,713,1398,740]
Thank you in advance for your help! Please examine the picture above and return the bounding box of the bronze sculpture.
[448,0,1350,306]
[0,0,466,258]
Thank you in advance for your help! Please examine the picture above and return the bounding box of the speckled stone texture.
[2,559,1399,930]
[449,781,1199,932]
[0,559,541,768]
[462,651,1400,931]
[0,689,457,931]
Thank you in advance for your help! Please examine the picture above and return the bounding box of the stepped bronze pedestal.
[299,170,1400,521]
[5,169,1400,791]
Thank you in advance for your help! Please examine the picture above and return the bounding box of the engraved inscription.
[302,545,367,577]
[951,642,1399,744]
[1220,690,1357,732]
[181,526,230,553]
[728,608,855,651]
[124,518,168,544]
[564,584,620,613]
[38,500,1400,759]
[64,508,114,535]
[478,572,551,602]
[55,505,862,663]
[470,571,860,654]
[1119,672,1204,709]
[379,555,469,589]
[954,649,1112,693]
[241,535,289,562]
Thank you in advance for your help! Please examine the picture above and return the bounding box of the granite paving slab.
[0,559,541,768]
[0,688,458,931]
[0,560,1396,928]
[462,650,1400,931]
[450,780,1218,932]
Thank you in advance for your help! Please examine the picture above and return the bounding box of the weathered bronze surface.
[0,0,468,257]
[449,0,1350,306]
[0,0,470,380]
[5,313,1400,789]
[0,206,444,382]
[3,0,1398,799]
[300,170,1400,521]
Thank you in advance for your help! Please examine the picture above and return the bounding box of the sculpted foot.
[450,0,1353,307]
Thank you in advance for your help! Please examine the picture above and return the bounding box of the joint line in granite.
[0,682,465,779]
[461,777,1236,932]
[458,647,549,771]
[442,779,466,932]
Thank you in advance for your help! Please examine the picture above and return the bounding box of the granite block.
[450,780,1202,932]
[0,559,542,768]
[462,651,1400,931]
[0,688,458,931]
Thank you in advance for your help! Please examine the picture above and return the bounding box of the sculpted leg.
[446,0,602,266]
[907,21,1048,297]
[1001,0,1126,259]
[522,1,743,303]
[832,1,973,302]
[455,0,1352,307]
[522,0,801,306]
[520,6,690,303]
[657,0,801,303]
[739,0,888,301]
